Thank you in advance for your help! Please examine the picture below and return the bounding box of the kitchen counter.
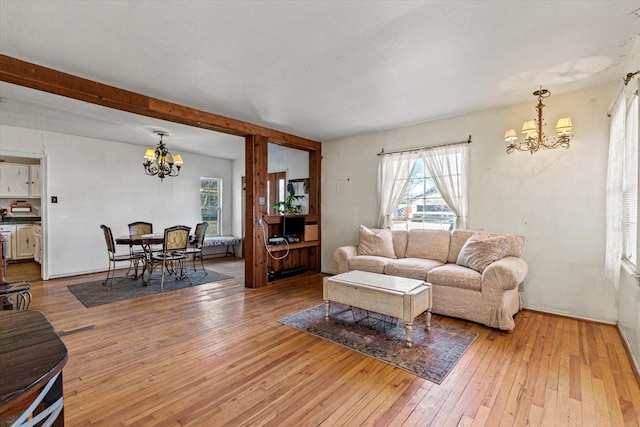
[0,217,41,224]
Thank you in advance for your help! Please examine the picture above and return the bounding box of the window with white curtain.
[622,93,639,267]
[391,157,457,231]
[377,142,468,231]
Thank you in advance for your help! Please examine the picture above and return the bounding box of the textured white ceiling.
[0,1,639,159]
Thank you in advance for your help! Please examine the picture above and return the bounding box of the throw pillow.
[357,225,397,259]
[456,230,509,273]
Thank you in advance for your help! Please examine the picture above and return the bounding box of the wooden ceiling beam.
[0,54,321,150]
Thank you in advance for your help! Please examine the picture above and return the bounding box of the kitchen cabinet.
[0,164,30,197]
[0,163,41,198]
[0,225,14,260]
[14,224,35,260]
[33,224,42,264]
[29,165,42,197]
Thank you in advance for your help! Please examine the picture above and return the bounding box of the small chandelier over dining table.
[143,131,183,180]
[504,87,573,154]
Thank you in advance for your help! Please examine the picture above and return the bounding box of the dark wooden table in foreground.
[0,310,68,426]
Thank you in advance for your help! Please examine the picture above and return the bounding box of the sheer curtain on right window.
[605,83,639,289]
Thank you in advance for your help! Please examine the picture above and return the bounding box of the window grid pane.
[200,177,221,236]
[390,158,456,231]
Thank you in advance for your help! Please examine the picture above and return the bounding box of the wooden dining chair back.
[100,224,144,290]
[150,225,192,291]
[186,222,209,273]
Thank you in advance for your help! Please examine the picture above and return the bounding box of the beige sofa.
[333,227,528,330]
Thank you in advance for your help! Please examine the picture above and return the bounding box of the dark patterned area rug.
[68,269,234,308]
[279,303,477,384]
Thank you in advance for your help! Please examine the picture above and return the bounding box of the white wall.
[322,83,617,324]
[0,124,234,278]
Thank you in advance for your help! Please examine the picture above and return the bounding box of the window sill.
[621,259,640,285]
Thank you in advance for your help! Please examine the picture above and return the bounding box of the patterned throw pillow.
[356,225,397,259]
[456,229,509,273]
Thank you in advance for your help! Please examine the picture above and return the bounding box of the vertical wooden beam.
[244,134,269,288]
[307,149,321,215]
[308,148,322,270]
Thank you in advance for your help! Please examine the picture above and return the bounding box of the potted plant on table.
[273,194,304,215]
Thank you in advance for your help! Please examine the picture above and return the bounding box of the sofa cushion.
[447,230,475,263]
[405,229,451,263]
[449,230,525,262]
[456,230,509,273]
[356,225,396,259]
[504,234,526,258]
[391,230,409,259]
[384,258,443,280]
[427,264,482,291]
[348,255,392,274]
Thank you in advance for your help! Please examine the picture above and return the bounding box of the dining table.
[115,233,164,285]
[0,310,68,426]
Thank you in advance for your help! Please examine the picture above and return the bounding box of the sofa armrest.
[482,256,528,292]
[333,245,358,273]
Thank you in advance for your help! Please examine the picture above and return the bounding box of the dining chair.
[185,222,208,273]
[100,224,145,290]
[127,221,155,276]
[128,221,153,235]
[149,225,191,291]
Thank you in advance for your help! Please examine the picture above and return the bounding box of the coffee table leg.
[405,322,413,348]
[425,309,431,331]
[324,300,330,321]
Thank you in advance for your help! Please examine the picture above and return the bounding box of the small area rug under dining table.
[279,303,477,384]
[68,269,234,308]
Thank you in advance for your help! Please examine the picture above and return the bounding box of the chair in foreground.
[100,224,145,290]
[149,225,191,291]
[185,222,208,273]
[0,281,32,310]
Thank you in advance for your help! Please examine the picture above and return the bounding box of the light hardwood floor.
[4,260,42,282]
[7,258,640,426]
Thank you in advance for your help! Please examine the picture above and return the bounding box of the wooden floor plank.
[2,258,639,426]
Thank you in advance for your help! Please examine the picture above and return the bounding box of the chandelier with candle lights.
[504,88,573,154]
[143,131,183,180]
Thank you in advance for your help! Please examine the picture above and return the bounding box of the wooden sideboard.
[263,214,320,280]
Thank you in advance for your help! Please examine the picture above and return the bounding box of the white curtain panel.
[421,143,469,230]
[624,93,639,265]
[605,90,626,290]
[376,152,418,228]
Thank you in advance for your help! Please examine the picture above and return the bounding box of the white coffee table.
[323,270,432,348]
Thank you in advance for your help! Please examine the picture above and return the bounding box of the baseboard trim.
[522,304,616,325]
[617,322,640,384]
